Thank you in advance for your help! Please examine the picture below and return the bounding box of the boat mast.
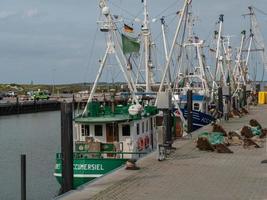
[158,0,191,93]
[82,0,139,116]
[160,17,172,88]
[196,41,209,95]
[233,30,246,92]
[142,0,152,92]
[211,14,224,101]
[243,6,267,85]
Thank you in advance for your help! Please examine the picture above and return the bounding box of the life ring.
[137,137,144,151]
[145,136,150,148]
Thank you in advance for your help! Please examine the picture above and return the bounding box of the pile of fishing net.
[196,119,267,153]
[228,107,249,118]
[196,131,233,153]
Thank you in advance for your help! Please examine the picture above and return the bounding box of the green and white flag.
[121,34,140,54]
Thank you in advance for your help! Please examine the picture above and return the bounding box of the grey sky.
[0,0,266,84]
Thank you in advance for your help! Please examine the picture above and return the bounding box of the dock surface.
[58,105,267,200]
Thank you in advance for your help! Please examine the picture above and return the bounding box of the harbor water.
[0,111,61,200]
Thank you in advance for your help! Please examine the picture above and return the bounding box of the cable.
[154,0,182,19]
[252,6,267,16]
[83,26,99,82]
[109,1,138,18]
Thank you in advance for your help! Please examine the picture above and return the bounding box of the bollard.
[21,154,26,200]
[187,90,193,133]
[61,102,74,194]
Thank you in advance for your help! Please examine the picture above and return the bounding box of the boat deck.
[57,105,267,200]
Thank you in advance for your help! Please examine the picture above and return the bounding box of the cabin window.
[146,120,148,132]
[136,123,140,135]
[122,124,130,136]
[193,103,200,111]
[142,122,144,133]
[94,125,103,136]
[81,124,90,136]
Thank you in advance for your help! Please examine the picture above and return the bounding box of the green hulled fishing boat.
[54,102,158,188]
[54,0,159,188]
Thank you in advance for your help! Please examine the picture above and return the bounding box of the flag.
[121,34,140,54]
[124,24,134,33]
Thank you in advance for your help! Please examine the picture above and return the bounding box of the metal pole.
[21,154,26,200]
[187,90,193,133]
[160,17,172,86]
[61,102,73,194]
[82,47,109,116]
[243,85,247,106]
[163,109,172,143]
[143,0,151,92]
[218,87,223,118]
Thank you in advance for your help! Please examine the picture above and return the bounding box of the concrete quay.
[57,105,267,200]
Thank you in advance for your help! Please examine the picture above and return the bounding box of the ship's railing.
[56,151,147,160]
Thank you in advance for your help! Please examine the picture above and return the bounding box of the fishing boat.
[54,101,158,188]
[157,0,215,131]
[173,39,215,130]
[54,0,158,188]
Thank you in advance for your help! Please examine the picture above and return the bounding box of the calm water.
[0,111,61,200]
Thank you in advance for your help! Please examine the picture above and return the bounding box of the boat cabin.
[74,102,158,158]
[178,94,208,113]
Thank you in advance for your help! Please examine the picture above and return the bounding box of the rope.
[84,26,99,82]
[252,6,267,16]
[154,0,182,19]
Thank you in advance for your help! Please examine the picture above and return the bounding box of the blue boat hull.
[177,109,215,131]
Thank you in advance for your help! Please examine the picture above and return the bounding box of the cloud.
[0,11,17,19]
[0,9,41,20]
[23,9,40,18]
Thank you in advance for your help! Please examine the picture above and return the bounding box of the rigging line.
[84,26,99,82]
[131,55,146,83]
[185,47,195,69]
[252,35,264,49]
[261,62,265,82]
[252,6,267,16]
[165,11,180,18]
[109,1,138,18]
[129,9,144,26]
[110,1,144,28]
[177,4,188,61]
[154,0,182,19]
[173,5,188,81]
[153,14,178,43]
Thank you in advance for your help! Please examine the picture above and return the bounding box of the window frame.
[136,123,140,135]
[94,125,103,136]
[122,124,131,136]
[193,103,200,111]
[81,124,90,136]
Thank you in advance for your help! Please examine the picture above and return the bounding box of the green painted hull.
[54,157,128,188]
